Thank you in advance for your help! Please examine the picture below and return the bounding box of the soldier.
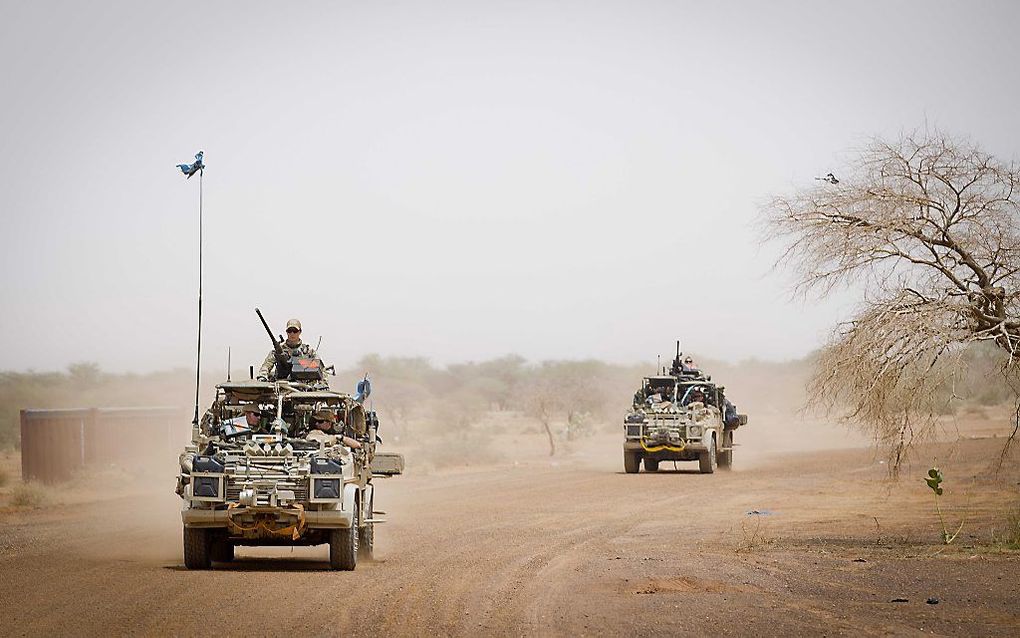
[723,397,740,426]
[241,404,264,432]
[257,318,318,381]
[307,410,362,449]
[685,388,706,406]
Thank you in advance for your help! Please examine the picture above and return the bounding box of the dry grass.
[0,466,7,488]
[992,505,1020,550]
[735,516,776,553]
[10,481,49,508]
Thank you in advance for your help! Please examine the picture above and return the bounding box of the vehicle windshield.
[678,383,715,405]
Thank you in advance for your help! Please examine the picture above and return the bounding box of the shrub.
[994,505,1020,550]
[10,481,48,508]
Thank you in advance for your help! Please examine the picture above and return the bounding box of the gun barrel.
[254,307,291,380]
[255,308,274,340]
[255,308,285,357]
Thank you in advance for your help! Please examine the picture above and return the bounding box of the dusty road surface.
[1,434,1018,637]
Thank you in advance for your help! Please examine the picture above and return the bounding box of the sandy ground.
[1,429,1018,637]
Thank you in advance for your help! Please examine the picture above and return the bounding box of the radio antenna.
[176,150,206,427]
[194,163,204,425]
[226,347,231,382]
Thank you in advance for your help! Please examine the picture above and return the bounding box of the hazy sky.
[2,0,1019,373]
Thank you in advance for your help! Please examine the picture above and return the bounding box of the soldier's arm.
[257,350,276,380]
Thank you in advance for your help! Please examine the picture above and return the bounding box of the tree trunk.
[540,415,556,456]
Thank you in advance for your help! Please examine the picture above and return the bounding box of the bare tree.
[763,129,1020,471]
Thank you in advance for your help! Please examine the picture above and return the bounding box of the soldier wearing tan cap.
[307,410,362,449]
[240,404,264,431]
[257,318,319,381]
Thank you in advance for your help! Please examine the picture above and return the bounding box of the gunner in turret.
[257,318,318,381]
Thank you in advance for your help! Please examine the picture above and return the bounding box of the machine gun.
[669,340,683,377]
[255,308,292,380]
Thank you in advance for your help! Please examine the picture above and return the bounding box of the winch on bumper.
[182,504,353,534]
[623,419,711,454]
[622,437,710,454]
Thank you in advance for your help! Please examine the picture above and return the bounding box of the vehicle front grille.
[224,461,310,504]
[224,481,309,503]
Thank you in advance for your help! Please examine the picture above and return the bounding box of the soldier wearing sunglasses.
[257,318,319,381]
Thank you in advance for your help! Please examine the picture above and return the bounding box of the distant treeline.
[1,346,1014,451]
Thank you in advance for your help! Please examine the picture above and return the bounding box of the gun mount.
[256,307,292,381]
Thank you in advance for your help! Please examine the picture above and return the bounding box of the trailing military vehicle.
[175,311,403,570]
[622,344,747,474]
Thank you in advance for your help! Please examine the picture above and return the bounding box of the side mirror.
[738,414,748,426]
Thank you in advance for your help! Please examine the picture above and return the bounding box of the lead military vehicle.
[623,345,747,474]
[175,311,403,570]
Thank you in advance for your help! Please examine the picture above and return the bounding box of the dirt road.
[1,435,1018,637]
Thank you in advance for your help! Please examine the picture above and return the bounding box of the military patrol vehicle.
[175,311,403,570]
[623,344,747,474]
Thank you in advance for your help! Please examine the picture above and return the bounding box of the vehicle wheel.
[330,501,359,571]
[644,458,659,472]
[718,431,733,470]
[358,494,374,560]
[623,450,640,474]
[699,434,717,474]
[210,539,234,563]
[183,526,211,569]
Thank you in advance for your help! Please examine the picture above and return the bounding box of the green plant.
[925,464,965,544]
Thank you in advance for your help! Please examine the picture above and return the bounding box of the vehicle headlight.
[688,425,703,438]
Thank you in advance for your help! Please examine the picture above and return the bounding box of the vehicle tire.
[718,430,733,470]
[644,458,659,472]
[623,450,640,474]
[358,494,374,560]
[183,526,211,569]
[330,501,359,571]
[699,434,717,474]
[210,539,234,563]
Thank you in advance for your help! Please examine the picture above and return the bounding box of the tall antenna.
[226,347,231,382]
[176,150,206,427]
[193,168,204,425]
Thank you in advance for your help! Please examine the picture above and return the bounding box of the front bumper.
[623,439,708,453]
[182,505,352,530]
